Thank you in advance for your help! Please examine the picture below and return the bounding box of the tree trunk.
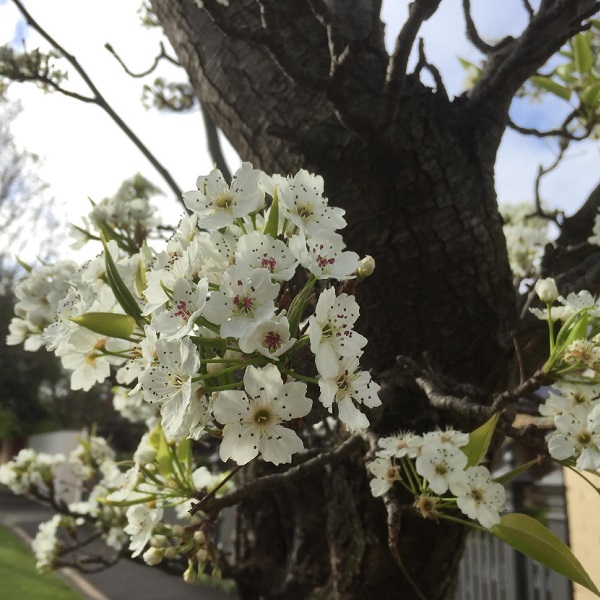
[151,2,520,598]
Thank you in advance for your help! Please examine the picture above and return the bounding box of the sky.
[0,0,598,262]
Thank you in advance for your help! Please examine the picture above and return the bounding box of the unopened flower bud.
[143,546,164,566]
[534,278,558,303]
[183,563,197,584]
[171,525,185,537]
[193,530,206,544]
[196,548,208,562]
[164,546,178,559]
[357,255,375,280]
[150,534,167,547]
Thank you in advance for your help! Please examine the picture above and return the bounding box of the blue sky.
[0,0,598,260]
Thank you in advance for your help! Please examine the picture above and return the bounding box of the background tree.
[2,2,600,599]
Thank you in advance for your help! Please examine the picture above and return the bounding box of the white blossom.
[309,287,367,378]
[183,162,263,230]
[368,457,401,497]
[289,230,360,280]
[139,337,201,439]
[415,444,468,495]
[203,265,279,339]
[125,504,164,558]
[450,466,505,528]
[318,355,381,433]
[214,364,312,465]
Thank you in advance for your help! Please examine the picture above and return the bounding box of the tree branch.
[190,434,365,515]
[467,0,600,116]
[521,0,535,19]
[462,0,494,53]
[413,38,448,100]
[104,41,180,78]
[384,0,442,117]
[508,109,590,140]
[532,142,568,225]
[200,103,232,182]
[381,493,427,600]
[11,0,184,206]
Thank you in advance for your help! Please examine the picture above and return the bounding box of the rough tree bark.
[149,1,600,599]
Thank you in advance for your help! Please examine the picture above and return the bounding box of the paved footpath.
[0,486,235,600]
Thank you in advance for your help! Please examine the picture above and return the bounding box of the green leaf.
[554,310,589,360]
[492,514,600,596]
[462,413,499,468]
[70,312,136,340]
[100,232,145,325]
[263,187,280,238]
[555,64,575,84]
[554,308,588,350]
[581,81,600,107]
[15,256,33,273]
[530,76,572,101]
[287,276,317,337]
[494,457,541,486]
[156,427,173,479]
[176,437,191,468]
[135,257,147,296]
[573,32,593,75]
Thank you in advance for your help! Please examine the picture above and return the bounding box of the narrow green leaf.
[581,81,600,107]
[99,495,155,507]
[554,308,588,350]
[458,57,480,73]
[135,257,147,296]
[462,413,499,467]
[263,187,280,238]
[530,76,572,101]
[555,310,589,358]
[15,256,33,273]
[100,232,144,324]
[176,437,191,468]
[555,64,575,85]
[156,427,173,479]
[70,312,136,340]
[287,276,317,337]
[573,32,593,75]
[492,514,600,596]
[494,457,541,486]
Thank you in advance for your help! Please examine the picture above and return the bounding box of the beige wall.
[564,468,600,600]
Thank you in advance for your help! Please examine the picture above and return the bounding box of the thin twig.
[194,435,364,515]
[382,493,428,600]
[511,330,527,384]
[533,142,569,224]
[413,38,448,100]
[11,0,184,206]
[490,370,549,414]
[462,0,494,53]
[508,110,590,141]
[521,0,535,19]
[201,103,232,183]
[384,0,442,117]
[104,41,179,78]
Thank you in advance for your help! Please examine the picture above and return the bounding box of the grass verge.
[0,524,84,600]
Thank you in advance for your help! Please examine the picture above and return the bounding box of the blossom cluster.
[8,163,381,468]
[499,202,550,280]
[531,278,600,380]
[539,381,600,470]
[531,277,600,471]
[368,427,506,529]
[0,430,228,574]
